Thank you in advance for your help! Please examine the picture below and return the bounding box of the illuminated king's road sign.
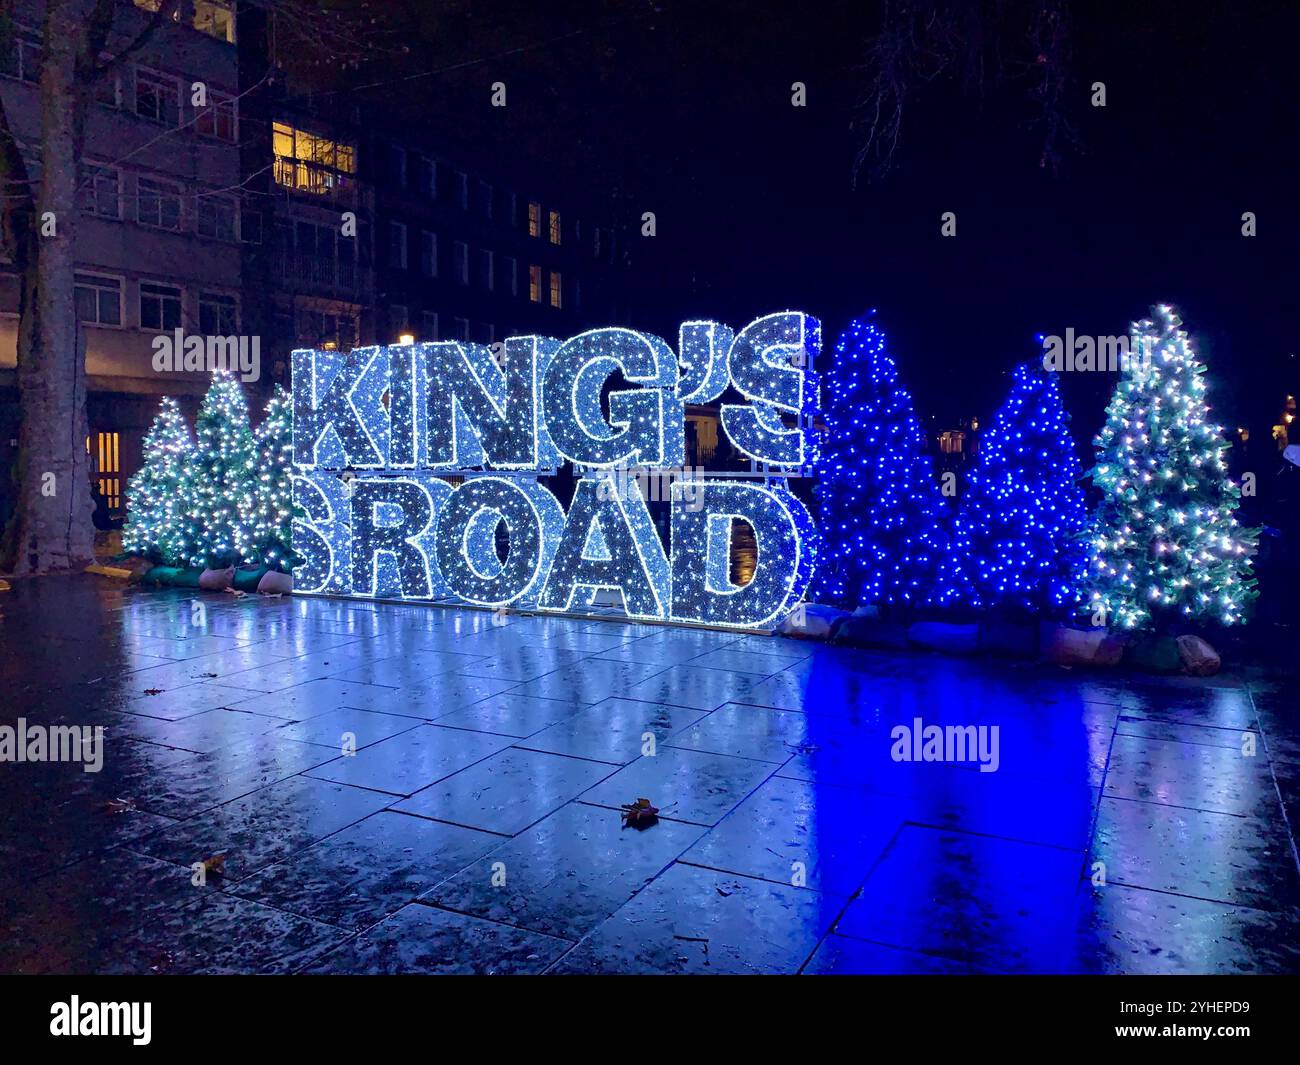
[291,312,820,629]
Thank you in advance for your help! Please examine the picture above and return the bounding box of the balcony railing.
[273,158,361,208]
[273,250,372,299]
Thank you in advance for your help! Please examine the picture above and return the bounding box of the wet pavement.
[1,575,1298,975]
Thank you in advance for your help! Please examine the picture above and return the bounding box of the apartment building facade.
[246,97,631,390]
[0,0,242,519]
[1,0,636,529]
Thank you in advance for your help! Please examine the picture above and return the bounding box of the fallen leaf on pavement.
[620,797,659,830]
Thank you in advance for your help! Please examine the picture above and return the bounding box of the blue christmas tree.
[953,360,1088,612]
[813,314,956,610]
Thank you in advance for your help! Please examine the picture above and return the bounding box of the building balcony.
[273,159,364,210]
[272,250,374,301]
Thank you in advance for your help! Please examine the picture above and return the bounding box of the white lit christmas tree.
[246,385,295,570]
[1088,305,1257,629]
[183,372,257,568]
[123,396,194,565]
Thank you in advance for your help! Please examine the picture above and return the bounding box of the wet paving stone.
[230,677,441,720]
[739,666,898,718]
[510,659,666,704]
[0,796,182,883]
[681,775,904,895]
[1115,716,1251,751]
[104,707,294,754]
[1091,796,1300,909]
[93,734,341,819]
[686,646,808,677]
[1104,733,1277,817]
[453,643,590,683]
[129,776,393,880]
[802,934,980,974]
[904,772,1099,851]
[326,648,490,687]
[517,697,709,765]
[216,648,395,694]
[580,746,779,826]
[395,747,617,834]
[667,702,840,764]
[227,811,501,931]
[554,863,841,974]
[305,725,513,796]
[3,576,1298,974]
[432,692,585,737]
[120,633,247,661]
[301,903,571,974]
[1258,716,1300,765]
[0,848,202,974]
[100,892,345,975]
[620,664,770,713]
[270,706,423,750]
[105,681,258,720]
[1067,883,1300,974]
[835,826,1085,972]
[592,635,727,668]
[425,802,703,939]
[1275,760,1300,824]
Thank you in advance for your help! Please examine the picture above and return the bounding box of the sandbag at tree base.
[1043,624,1126,667]
[777,603,848,639]
[1176,634,1221,676]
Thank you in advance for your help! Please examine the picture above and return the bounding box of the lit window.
[137,177,183,230]
[88,431,122,514]
[528,264,542,303]
[528,202,541,238]
[549,270,562,309]
[272,121,356,195]
[74,274,122,326]
[198,292,238,335]
[139,282,182,331]
[193,1,236,43]
[548,210,561,245]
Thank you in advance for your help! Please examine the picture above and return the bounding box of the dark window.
[140,282,182,331]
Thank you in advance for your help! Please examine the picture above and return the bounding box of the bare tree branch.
[852,0,1078,184]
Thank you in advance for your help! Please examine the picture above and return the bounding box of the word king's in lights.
[291,312,821,628]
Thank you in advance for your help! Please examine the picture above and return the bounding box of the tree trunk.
[7,0,95,573]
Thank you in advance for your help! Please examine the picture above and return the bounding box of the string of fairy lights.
[124,304,1258,631]
[123,373,295,571]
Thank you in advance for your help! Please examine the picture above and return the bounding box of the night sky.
[375,0,1299,437]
